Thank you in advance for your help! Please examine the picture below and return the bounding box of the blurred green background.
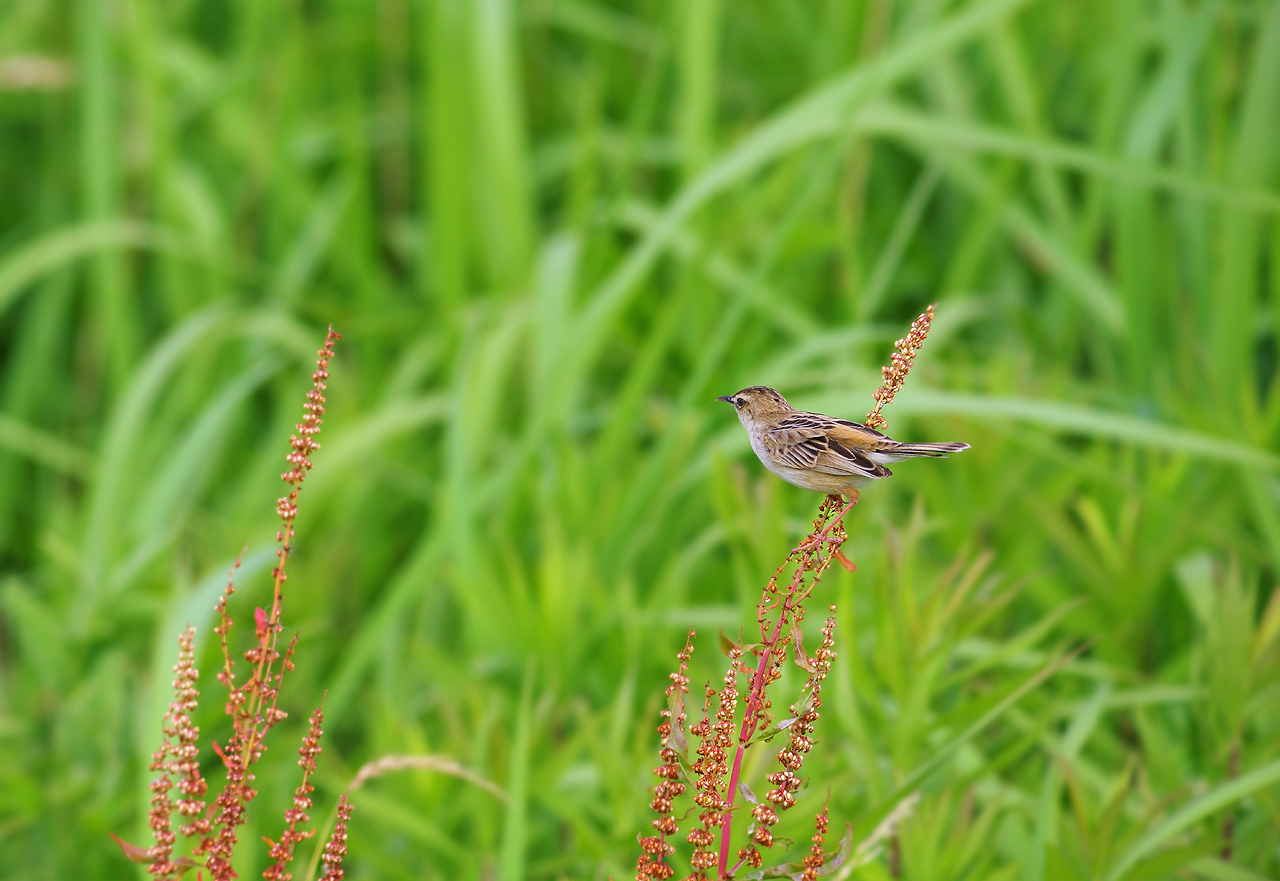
[3,0,1280,878]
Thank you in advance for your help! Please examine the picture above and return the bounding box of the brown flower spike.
[637,631,695,881]
[865,304,934,431]
[146,625,208,876]
[638,498,849,880]
[638,306,946,878]
[320,795,354,881]
[207,327,342,879]
[263,703,327,879]
[117,327,350,881]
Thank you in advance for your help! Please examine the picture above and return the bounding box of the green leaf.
[1103,758,1280,881]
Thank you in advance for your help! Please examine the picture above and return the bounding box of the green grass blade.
[1103,758,1280,881]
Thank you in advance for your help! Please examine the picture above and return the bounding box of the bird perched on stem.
[718,386,968,505]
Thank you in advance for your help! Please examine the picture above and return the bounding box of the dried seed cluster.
[320,795,353,881]
[637,631,694,881]
[802,806,831,881]
[263,704,326,880]
[637,497,850,879]
[865,304,934,431]
[127,328,351,881]
[147,626,210,875]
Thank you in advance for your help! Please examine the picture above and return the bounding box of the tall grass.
[1,1,1278,879]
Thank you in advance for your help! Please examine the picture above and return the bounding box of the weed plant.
[637,309,938,880]
[113,329,352,880]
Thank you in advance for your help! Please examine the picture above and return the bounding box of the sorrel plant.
[637,308,936,880]
[113,327,352,881]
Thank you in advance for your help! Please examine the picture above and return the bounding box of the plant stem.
[716,496,854,878]
[717,614,784,878]
[238,518,293,778]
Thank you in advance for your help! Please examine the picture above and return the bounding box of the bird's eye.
[734,398,744,409]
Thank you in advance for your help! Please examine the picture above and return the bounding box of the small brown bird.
[718,386,969,503]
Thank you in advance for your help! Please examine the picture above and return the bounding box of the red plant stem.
[717,613,786,877]
[716,497,854,879]
[238,518,293,778]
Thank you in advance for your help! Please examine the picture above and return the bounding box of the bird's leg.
[826,492,859,570]
[832,488,859,523]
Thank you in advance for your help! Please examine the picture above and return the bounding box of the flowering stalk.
[319,795,354,881]
[638,306,944,878]
[263,702,326,879]
[802,806,831,881]
[239,327,341,777]
[115,327,350,881]
[205,328,340,879]
[688,655,741,878]
[637,500,849,880]
[637,632,694,880]
[145,625,208,878]
[720,498,846,877]
[864,304,934,432]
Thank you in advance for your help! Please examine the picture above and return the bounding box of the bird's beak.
[715,395,734,403]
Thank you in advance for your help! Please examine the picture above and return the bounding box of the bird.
[717,386,969,504]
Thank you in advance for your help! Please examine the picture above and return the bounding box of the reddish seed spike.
[865,304,934,431]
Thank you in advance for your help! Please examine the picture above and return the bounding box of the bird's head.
[716,386,794,427]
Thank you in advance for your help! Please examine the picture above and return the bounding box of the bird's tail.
[886,441,971,458]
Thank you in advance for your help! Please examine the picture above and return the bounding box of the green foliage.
[1,1,1278,879]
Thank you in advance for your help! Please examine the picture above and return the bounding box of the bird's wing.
[825,418,902,452]
[763,413,892,479]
